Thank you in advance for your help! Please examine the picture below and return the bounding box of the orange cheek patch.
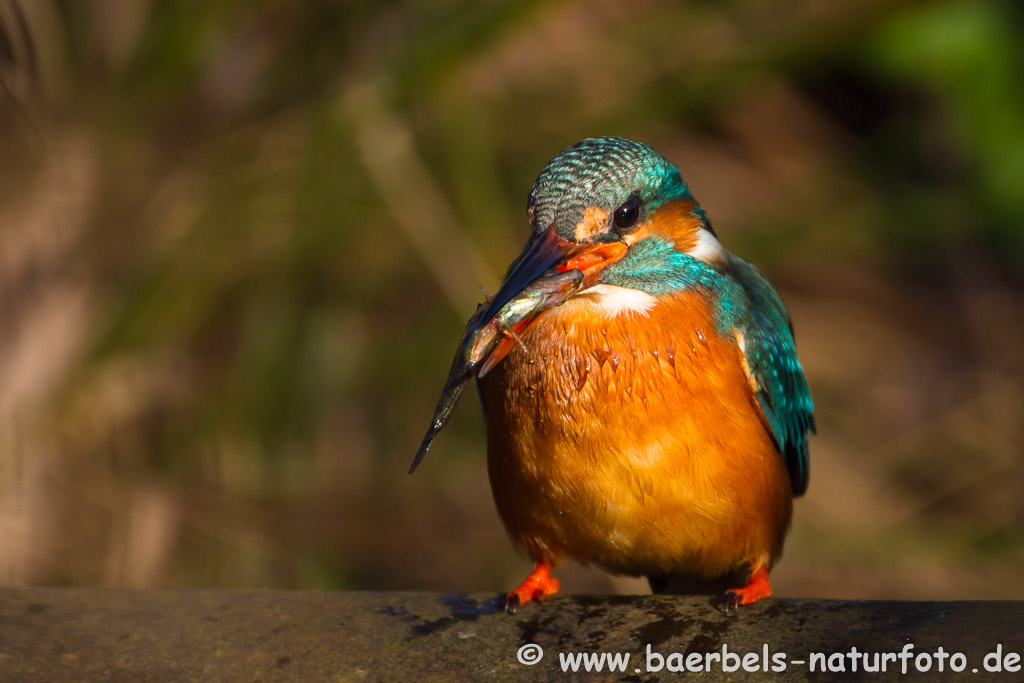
[573,206,611,242]
[646,200,702,250]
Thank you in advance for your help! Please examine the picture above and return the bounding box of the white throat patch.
[564,283,657,319]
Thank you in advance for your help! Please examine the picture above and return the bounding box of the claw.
[723,563,772,611]
[505,561,559,615]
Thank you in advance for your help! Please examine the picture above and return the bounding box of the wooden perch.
[0,588,1021,680]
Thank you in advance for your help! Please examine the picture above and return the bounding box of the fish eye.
[613,197,641,233]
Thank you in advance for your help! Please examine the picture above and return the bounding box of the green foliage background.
[0,0,1021,598]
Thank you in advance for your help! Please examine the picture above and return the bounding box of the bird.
[411,136,815,614]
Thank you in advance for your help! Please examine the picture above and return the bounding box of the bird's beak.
[409,224,627,474]
[474,224,574,329]
[470,225,628,376]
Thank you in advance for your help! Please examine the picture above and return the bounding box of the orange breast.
[480,289,792,579]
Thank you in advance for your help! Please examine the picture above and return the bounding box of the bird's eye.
[613,197,641,233]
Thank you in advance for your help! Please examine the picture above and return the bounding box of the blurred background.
[0,0,1022,600]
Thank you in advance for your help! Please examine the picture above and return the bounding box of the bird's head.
[475,137,724,346]
[529,136,697,244]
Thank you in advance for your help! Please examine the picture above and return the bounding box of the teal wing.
[729,256,815,496]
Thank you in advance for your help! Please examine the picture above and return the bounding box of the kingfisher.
[411,137,814,613]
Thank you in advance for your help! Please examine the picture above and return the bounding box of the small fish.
[409,267,584,474]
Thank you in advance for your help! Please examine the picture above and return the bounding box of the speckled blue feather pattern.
[529,137,691,240]
[728,257,815,496]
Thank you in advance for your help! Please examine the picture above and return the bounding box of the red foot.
[505,561,560,614]
[724,563,772,611]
